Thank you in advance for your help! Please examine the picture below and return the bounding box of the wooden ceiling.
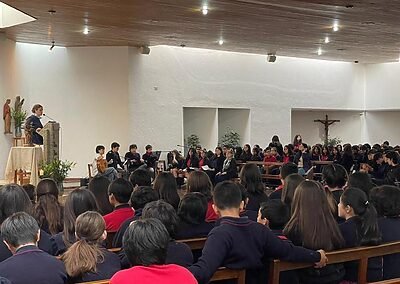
[1,0,400,63]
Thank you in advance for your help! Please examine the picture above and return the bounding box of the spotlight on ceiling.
[49,41,55,52]
[202,5,208,15]
[267,53,277,63]
[324,36,330,44]
[333,22,339,32]
[83,27,89,35]
[139,46,150,55]
[218,39,224,45]
[317,47,322,56]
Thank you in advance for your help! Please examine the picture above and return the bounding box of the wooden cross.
[314,115,340,145]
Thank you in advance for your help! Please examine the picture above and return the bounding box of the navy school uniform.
[175,220,215,240]
[246,191,269,212]
[239,210,258,222]
[189,216,321,284]
[0,229,56,262]
[25,115,43,145]
[67,248,121,283]
[0,245,67,284]
[339,217,383,282]
[378,217,400,280]
[119,240,193,269]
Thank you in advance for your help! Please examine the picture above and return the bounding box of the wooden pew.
[176,237,207,250]
[370,279,400,284]
[80,267,246,284]
[269,241,400,284]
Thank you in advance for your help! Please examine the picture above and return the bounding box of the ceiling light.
[324,37,330,44]
[317,47,322,56]
[49,41,55,52]
[202,5,208,15]
[333,22,339,32]
[218,39,224,45]
[83,27,89,35]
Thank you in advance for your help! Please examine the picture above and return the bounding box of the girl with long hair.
[34,178,63,235]
[88,176,114,215]
[62,211,120,282]
[153,172,180,210]
[284,180,345,284]
[52,188,99,255]
[338,187,382,282]
[239,163,268,212]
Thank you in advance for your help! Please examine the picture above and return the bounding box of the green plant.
[187,134,200,149]
[41,159,75,183]
[326,136,342,147]
[11,108,27,128]
[220,128,240,148]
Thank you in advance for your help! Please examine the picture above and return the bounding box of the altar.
[4,146,43,186]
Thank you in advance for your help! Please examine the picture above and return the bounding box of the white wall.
[8,43,131,178]
[218,108,250,146]
[291,110,363,145]
[129,46,364,151]
[183,107,218,150]
[0,37,15,179]
[363,111,400,145]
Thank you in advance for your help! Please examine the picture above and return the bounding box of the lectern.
[40,121,60,164]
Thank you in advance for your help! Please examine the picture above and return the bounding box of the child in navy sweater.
[189,181,328,284]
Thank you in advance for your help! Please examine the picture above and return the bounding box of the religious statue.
[3,99,12,134]
[14,96,24,112]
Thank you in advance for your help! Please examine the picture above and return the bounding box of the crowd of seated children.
[283,180,345,284]
[103,178,134,233]
[176,193,215,239]
[110,218,197,284]
[93,145,118,182]
[34,178,64,235]
[113,186,158,248]
[258,199,290,237]
[153,172,180,210]
[186,171,218,222]
[0,184,54,261]
[370,185,400,280]
[338,187,383,282]
[239,163,268,211]
[62,211,121,283]
[52,188,99,255]
[0,212,67,284]
[189,181,328,284]
[268,135,284,156]
[322,164,347,205]
[88,176,114,215]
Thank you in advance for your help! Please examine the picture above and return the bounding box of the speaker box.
[139,46,150,55]
[267,54,276,62]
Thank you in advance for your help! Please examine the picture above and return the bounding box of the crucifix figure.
[314,114,340,145]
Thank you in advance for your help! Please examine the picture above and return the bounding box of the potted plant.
[220,128,241,148]
[186,134,200,149]
[41,159,75,193]
[11,108,27,138]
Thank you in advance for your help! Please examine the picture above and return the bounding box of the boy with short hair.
[104,178,135,232]
[0,212,67,284]
[189,181,328,284]
[106,142,124,170]
[142,144,158,170]
[258,200,290,236]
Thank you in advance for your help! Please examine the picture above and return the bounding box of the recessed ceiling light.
[83,27,89,35]
[324,37,330,44]
[218,39,224,45]
[333,22,339,32]
[317,47,322,56]
[202,5,208,15]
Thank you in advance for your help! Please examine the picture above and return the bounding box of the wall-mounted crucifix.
[314,114,340,145]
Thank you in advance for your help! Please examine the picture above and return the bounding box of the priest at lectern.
[25,104,44,145]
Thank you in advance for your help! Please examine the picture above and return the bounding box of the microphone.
[43,113,57,122]
[177,144,189,148]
